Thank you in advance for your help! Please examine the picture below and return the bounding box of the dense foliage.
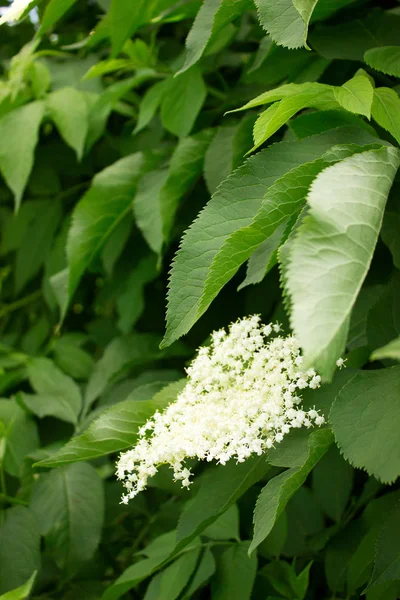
[1,0,400,598]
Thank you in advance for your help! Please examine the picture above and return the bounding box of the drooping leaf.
[312,444,353,522]
[0,399,39,477]
[15,198,62,294]
[30,462,104,577]
[0,101,45,211]
[249,428,333,554]
[364,46,400,78]
[23,357,82,424]
[182,548,216,599]
[35,380,185,468]
[371,87,400,145]
[0,507,40,595]
[134,130,213,255]
[157,547,200,600]
[211,541,257,600]
[134,80,167,134]
[162,128,382,348]
[254,0,318,49]
[47,88,89,160]
[284,146,400,379]
[66,153,152,317]
[368,503,400,592]
[160,67,206,137]
[179,0,252,73]
[117,255,158,334]
[109,0,151,56]
[330,366,400,483]
[176,456,270,552]
[334,73,374,118]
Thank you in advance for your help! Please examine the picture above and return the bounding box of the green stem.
[0,290,42,318]
[0,493,28,507]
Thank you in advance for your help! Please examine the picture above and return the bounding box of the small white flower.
[0,0,34,25]
[336,357,347,369]
[116,317,325,503]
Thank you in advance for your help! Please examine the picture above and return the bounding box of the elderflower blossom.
[117,316,326,504]
[0,0,34,25]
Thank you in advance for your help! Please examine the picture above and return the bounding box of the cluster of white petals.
[117,316,325,504]
[0,0,34,25]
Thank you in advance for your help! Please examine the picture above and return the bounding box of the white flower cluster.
[0,0,34,25]
[117,316,325,504]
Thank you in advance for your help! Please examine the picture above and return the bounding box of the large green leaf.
[0,507,40,595]
[134,130,213,255]
[364,47,400,78]
[160,67,206,137]
[211,542,257,600]
[157,547,200,600]
[330,366,400,483]
[284,146,400,379]
[66,153,151,317]
[47,88,89,160]
[249,428,333,554]
[109,0,153,56]
[29,462,104,577]
[22,357,82,425]
[334,73,374,118]
[312,445,353,522]
[179,0,252,73]
[161,128,382,348]
[371,87,400,145]
[35,380,185,468]
[254,0,319,49]
[0,101,45,211]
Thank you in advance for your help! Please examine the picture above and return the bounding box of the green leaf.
[109,0,153,56]
[157,547,200,600]
[0,101,45,211]
[364,47,400,78]
[38,0,78,34]
[330,366,400,483]
[249,428,333,555]
[134,130,213,255]
[289,109,377,139]
[35,380,185,468]
[117,255,158,334]
[368,503,400,592]
[0,507,40,595]
[66,153,150,316]
[134,80,167,134]
[204,125,238,195]
[47,88,89,160]
[252,87,338,150]
[0,399,39,477]
[179,0,252,73]
[284,146,400,379]
[162,128,381,348]
[29,462,104,577]
[182,548,216,599]
[176,456,270,552]
[254,0,318,49]
[160,67,206,137]
[52,334,95,381]
[23,357,82,424]
[334,74,374,119]
[371,87,400,145]
[312,445,353,522]
[0,571,37,600]
[15,198,61,294]
[371,337,400,362]
[202,504,240,541]
[211,541,257,600]
[85,333,181,411]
